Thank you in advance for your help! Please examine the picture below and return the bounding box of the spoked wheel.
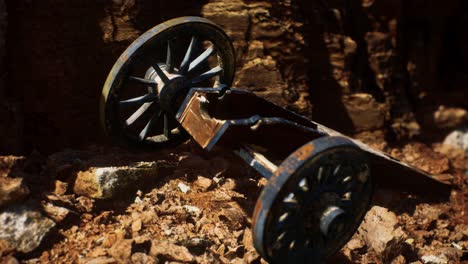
[100,17,235,147]
[253,137,373,263]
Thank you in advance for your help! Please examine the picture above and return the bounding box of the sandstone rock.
[87,247,107,258]
[420,247,464,263]
[41,202,71,223]
[79,257,117,264]
[0,239,14,257]
[53,180,68,195]
[218,207,245,230]
[421,254,449,264]
[346,238,365,251]
[74,161,172,199]
[358,206,407,261]
[150,241,194,262]
[0,177,29,207]
[76,196,95,212]
[442,128,468,153]
[433,106,468,129]
[194,176,213,191]
[242,227,260,262]
[342,93,386,132]
[108,239,133,263]
[131,253,156,264]
[201,0,249,54]
[391,255,406,264]
[413,204,443,230]
[177,182,190,194]
[245,40,265,61]
[365,32,398,90]
[0,156,25,178]
[0,204,55,253]
[131,218,142,233]
[0,255,19,264]
[183,205,201,217]
[324,33,358,90]
[100,0,140,43]
[234,56,288,107]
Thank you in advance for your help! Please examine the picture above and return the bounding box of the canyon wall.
[1,0,466,154]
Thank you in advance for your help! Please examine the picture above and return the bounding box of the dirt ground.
[0,134,466,263]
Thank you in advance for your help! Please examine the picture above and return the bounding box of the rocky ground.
[0,130,466,264]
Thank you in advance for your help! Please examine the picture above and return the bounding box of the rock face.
[0,204,55,253]
[358,206,407,262]
[1,0,467,152]
[74,161,174,199]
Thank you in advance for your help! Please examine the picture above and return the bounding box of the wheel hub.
[146,64,189,113]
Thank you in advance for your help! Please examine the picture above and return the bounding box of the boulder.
[0,204,55,253]
[442,128,468,153]
[73,161,174,199]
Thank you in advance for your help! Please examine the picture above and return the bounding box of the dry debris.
[0,139,465,263]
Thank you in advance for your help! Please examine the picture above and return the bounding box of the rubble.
[392,143,450,174]
[0,141,463,263]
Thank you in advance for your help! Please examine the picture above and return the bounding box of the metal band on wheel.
[253,136,373,263]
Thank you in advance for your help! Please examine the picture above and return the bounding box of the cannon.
[100,17,450,263]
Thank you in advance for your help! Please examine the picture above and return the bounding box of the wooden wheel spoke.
[166,40,174,73]
[138,111,162,141]
[163,113,171,139]
[191,66,222,84]
[125,102,153,126]
[128,76,157,87]
[188,45,215,73]
[179,36,197,74]
[119,93,156,107]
